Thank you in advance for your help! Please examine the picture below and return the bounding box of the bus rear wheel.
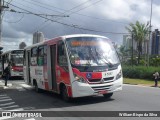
[61,86,70,102]
[34,81,41,93]
[103,93,113,99]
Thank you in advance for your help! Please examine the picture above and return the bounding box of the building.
[151,29,160,55]
[123,35,137,51]
[33,32,44,44]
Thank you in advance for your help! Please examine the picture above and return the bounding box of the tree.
[118,45,128,63]
[126,21,149,64]
[19,42,27,49]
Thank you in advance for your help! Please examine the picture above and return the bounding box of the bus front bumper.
[72,78,123,98]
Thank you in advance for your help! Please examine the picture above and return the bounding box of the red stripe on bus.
[67,86,72,97]
[45,82,49,90]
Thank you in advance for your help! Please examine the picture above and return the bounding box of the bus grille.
[91,85,112,92]
[88,77,114,84]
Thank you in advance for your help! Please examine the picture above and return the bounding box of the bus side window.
[57,41,67,66]
[31,47,37,66]
[37,45,47,66]
[23,50,26,66]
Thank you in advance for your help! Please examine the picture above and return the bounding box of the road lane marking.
[1,105,19,109]
[0,96,10,100]
[25,118,36,120]
[0,95,24,111]
[0,99,12,102]
[0,94,7,97]
[0,102,15,106]
[9,108,24,111]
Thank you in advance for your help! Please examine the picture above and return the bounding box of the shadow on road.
[0,86,115,110]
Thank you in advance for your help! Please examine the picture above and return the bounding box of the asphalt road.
[0,79,160,120]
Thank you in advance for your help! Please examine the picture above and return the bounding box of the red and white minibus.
[1,49,24,78]
[23,34,123,101]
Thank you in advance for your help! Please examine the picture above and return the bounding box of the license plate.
[98,90,107,94]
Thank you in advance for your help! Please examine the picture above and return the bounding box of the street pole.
[147,0,153,67]
[0,0,3,47]
[131,32,133,67]
[0,0,9,51]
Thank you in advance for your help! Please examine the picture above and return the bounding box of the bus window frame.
[37,45,47,66]
[57,41,68,66]
[31,47,38,66]
[23,50,26,66]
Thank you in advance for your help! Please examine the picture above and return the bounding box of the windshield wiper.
[95,48,113,67]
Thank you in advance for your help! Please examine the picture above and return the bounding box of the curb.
[123,84,160,88]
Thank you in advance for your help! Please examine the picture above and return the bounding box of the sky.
[1,0,160,51]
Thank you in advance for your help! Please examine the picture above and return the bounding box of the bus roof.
[24,34,109,50]
[60,34,108,39]
[2,49,23,55]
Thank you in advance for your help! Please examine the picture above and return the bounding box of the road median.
[124,78,160,88]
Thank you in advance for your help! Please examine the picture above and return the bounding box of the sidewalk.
[0,79,33,90]
[0,79,5,88]
[0,79,12,90]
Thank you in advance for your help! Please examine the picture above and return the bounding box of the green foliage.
[150,57,160,66]
[122,66,160,80]
[139,59,146,66]
[122,58,137,65]
[125,21,149,64]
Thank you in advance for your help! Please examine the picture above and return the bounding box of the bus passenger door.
[50,45,57,91]
[26,50,31,84]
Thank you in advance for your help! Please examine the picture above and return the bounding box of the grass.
[124,78,155,86]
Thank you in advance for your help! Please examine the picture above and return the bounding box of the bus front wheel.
[103,93,113,99]
[61,86,70,102]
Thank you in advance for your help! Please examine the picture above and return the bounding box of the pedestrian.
[153,71,159,87]
[3,64,11,86]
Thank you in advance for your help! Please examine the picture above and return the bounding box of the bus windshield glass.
[66,37,120,66]
[11,54,23,66]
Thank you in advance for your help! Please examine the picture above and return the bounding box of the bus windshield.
[66,37,120,66]
[11,54,23,66]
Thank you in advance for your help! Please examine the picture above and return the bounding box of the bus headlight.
[116,70,122,80]
[74,74,87,83]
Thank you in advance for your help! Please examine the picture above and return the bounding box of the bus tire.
[61,85,70,102]
[103,93,113,99]
[34,81,41,93]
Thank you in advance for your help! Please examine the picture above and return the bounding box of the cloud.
[99,0,135,20]
[1,0,160,51]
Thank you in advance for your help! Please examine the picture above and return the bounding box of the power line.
[73,13,129,25]
[2,0,12,17]
[32,0,104,32]
[3,13,24,23]
[28,0,128,25]
[28,0,96,31]
[22,0,128,32]
[23,0,64,14]
[9,9,69,17]
[58,0,94,15]
[11,0,46,15]
[67,0,103,15]
[5,1,129,35]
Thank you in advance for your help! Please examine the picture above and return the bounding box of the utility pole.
[131,32,133,67]
[0,0,3,49]
[147,0,153,67]
[0,0,8,51]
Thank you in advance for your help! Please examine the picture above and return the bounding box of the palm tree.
[118,45,128,63]
[126,21,149,64]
